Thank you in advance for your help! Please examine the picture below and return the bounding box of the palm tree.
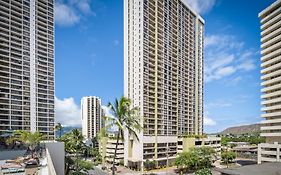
[8,130,42,158]
[91,136,99,148]
[59,129,86,174]
[105,96,141,175]
[70,129,85,173]
[55,123,63,138]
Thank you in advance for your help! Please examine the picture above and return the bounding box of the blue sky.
[54,0,275,133]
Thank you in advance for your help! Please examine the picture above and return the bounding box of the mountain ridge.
[220,123,261,135]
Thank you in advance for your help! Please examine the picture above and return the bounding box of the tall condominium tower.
[81,96,102,139]
[260,0,281,144]
[124,0,204,168]
[258,0,281,164]
[0,0,55,139]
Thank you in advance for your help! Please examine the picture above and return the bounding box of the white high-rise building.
[258,0,281,164]
[81,96,102,139]
[0,0,55,139]
[124,0,204,169]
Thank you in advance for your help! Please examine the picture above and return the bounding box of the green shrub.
[175,147,215,171]
[221,151,236,165]
[195,168,212,175]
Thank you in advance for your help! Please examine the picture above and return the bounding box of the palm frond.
[127,126,140,141]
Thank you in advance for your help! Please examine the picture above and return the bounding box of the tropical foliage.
[221,135,265,146]
[7,130,42,157]
[83,147,102,165]
[58,129,94,175]
[175,147,216,172]
[144,159,157,170]
[221,151,236,167]
[103,96,141,175]
[91,136,99,148]
[195,168,212,175]
[55,123,63,138]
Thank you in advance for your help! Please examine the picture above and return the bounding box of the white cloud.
[55,97,81,127]
[229,76,242,85]
[204,116,216,126]
[237,60,256,71]
[240,51,254,60]
[206,101,232,109]
[55,3,80,26]
[55,0,93,27]
[69,0,93,15]
[183,0,216,14]
[205,35,244,50]
[205,34,257,83]
[216,66,236,77]
[207,54,234,72]
[101,105,114,118]
[101,105,118,131]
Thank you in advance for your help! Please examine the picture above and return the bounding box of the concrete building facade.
[177,136,221,156]
[100,136,124,165]
[0,0,55,139]
[124,0,204,169]
[81,96,102,139]
[258,0,281,163]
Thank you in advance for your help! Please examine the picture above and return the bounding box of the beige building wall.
[177,137,221,156]
[124,0,204,169]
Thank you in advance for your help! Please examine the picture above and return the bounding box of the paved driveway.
[88,167,109,175]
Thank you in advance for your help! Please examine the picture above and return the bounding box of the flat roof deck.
[218,162,281,175]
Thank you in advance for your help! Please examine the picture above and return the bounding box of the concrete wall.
[258,142,281,164]
[182,138,196,152]
[46,148,57,175]
[45,142,65,175]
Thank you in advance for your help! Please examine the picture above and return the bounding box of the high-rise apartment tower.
[124,0,204,168]
[0,0,55,139]
[81,96,102,139]
[258,0,281,164]
[260,0,281,144]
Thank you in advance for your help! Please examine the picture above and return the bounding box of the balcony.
[261,61,281,76]
[261,125,281,131]
[262,111,281,118]
[261,90,281,99]
[261,19,281,37]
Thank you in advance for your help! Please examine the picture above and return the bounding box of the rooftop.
[218,162,281,175]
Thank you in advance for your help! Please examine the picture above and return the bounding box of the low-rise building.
[232,145,257,159]
[100,136,124,165]
[178,136,221,157]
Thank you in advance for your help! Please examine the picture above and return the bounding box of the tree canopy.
[221,135,265,146]
[221,151,236,167]
[58,129,94,175]
[175,147,216,171]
